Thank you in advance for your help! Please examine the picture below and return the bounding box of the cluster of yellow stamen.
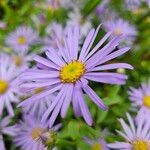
[79,17,85,25]
[114,28,122,36]
[17,36,27,45]
[132,140,149,150]
[60,61,85,83]
[31,127,44,140]
[143,95,150,108]
[13,56,22,66]
[92,143,102,150]
[0,80,8,95]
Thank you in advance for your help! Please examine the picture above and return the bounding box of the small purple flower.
[19,25,133,127]
[0,53,20,116]
[14,115,61,150]
[0,116,18,150]
[103,18,137,46]
[84,137,109,150]
[108,113,150,149]
[44,23,66,49]
[5,26,38,54]
[125,0,141,10]
[11,53,33,75]
[128,80,150,123]
[67,8,92,37]
[96,0,110,16]
[39,0,64,12]
[144,0,150,7]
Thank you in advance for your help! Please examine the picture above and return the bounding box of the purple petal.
[18,84,62,107]
[88,63,133,72]
[61,84,74,118]
[77,88,93,126]
[82,84,108,110]
[34,55,60,70]
[42,86,66,122]
[84,31,112,61]
[79,28,95,61]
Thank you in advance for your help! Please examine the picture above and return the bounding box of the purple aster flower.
[125,0,141,10]
[39,0,64,12]
[5,26,38,54]
[11,53,33,75]
[0,116,18,150]
[67,8,92,37]
[44,23,66,49]
[84,137,109,150]
[0,53,20,116]
[128,80,150,123]
[103,18,137,46]
[108,113,150,149]
[19,25,133,127]
[31,13,46,28]
[14,115,61,150]
[96,0,110,16]
[144,0,150,7]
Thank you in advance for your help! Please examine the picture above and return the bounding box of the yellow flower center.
[144,96,150,108]
[114,28,122,35]
[34,87,45,94]
[31,128,44,140]
[13,56,22,66]
[133,140,149,150]
[0,80,8,95]
[17,36,27,45]
[60,61,85,83]
[47,5,54,11]
[92,143,102,150]
[79,17,85,25]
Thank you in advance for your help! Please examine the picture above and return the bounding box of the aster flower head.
[0,116,18,150]
[44,22,66,49]
[0,53,20,116]
[11,53,33,75]
[125,0,141,10]
[40,0,64,12]
[108,113,150,150]
[5,26,38,54]
[67,8,92,37]
[19,25,133,127]
[96,0,110,16]
[128,80,150,123]
[144,0,150,7]
[84,137,109,150]
[14,115,61,150]
[103,18,137,46]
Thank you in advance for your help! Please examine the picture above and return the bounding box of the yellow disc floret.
[17,36,27,45]
[144,95,150,108]
[60,61,85,83]
[0,80,8,95]
[114,28,122,36]
[13,56,22,66]
[133,140,149,150]
[92,143,102,150]
[31,127,44,140]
